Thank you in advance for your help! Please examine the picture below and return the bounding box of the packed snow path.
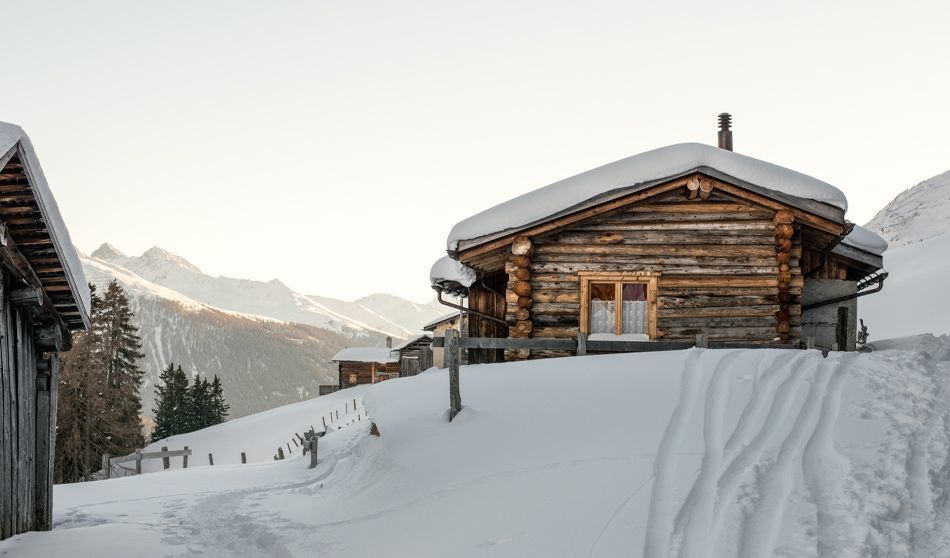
[2,336,949,557]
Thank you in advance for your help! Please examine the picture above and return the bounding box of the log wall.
[0,267,57,539]
[337,361,399,388]
[509,186,804,350]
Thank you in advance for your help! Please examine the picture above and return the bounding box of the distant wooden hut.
[391,333,433,377]
[422,312,468,367]
[435,115,887,359]
[330,345,400,390]
[0,123,90,539]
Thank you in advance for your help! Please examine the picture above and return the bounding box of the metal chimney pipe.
[717,113,733,151]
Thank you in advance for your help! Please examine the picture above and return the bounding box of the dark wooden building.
[438,119,886,359]
[0,123,90,539]
[391,333,433,377]
[330,346,400,389]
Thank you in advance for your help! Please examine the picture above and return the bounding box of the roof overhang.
[0,132,91,334]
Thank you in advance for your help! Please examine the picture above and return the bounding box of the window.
[579,272,658,339]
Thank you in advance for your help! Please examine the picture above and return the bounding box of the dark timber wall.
[507,185,804,355]
[0,268,60,539]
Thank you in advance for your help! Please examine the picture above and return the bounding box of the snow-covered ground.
[3,339,950,557]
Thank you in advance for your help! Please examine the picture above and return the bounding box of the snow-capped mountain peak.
[90,242,127,261]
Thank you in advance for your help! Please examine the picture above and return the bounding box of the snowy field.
[2,338,950,557]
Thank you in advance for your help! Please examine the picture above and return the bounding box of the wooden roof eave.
[15,143,91,331]
[455,170,847,267]
[831,242,884,273]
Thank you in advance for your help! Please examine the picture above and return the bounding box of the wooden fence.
[102,446,193,478]
[432,332,802,354]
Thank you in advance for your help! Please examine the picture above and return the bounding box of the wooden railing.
[431,332,801,354]
[102,446,193,478]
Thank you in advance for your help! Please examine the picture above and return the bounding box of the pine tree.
[55,285,108,483]
[187,375,212,432]
[209,375,230,425]
[152,363,190,441]
[96,280,146,455]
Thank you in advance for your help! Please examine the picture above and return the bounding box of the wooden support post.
[447,329,462,421]
[161,446,170,470]
[353,398,357,410]
[322,416,327,429]
[102,454,111,479]
[208,453,214,466]
[135,451,142,475]
[277,447,285,460]
[308,437,318,469]
[287,442,292,454]
[183,446,189,469]
[576,331,587,356]
[696,333,709,348]
[241,452,247,464]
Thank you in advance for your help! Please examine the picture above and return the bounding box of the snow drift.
[3,339,949,557]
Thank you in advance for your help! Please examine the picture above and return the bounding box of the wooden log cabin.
[0,123,91,539]
[330,344,400,389]
[436,115,887,360]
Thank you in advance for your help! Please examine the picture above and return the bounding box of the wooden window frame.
[578,272,659,339]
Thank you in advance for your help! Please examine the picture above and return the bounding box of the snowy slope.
[866,170,950,247]
[4,339,950,557]
[860,169,950,339]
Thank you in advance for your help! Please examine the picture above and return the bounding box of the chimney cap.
[717,112,733,151]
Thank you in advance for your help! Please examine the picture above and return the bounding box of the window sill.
[587,333,652,342]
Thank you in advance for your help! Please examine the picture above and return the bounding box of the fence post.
[447,328,462,421]
[208,453,214,466]
[277,447,285,460]
[353,398,357,410]
[183,446,189,469]
[308,437,318,469]
[241,452,247,464]
[696,333,709,348]
[576,331,587,356]
[102,454,111,479]
[287,442,292,454]
[161,446,170,470]
[322,416,327,429]
[135,451,142,475]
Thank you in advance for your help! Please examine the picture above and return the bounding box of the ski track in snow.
[643,348,705,558]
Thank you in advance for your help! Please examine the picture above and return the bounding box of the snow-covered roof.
[331,347,398,363]
[391,332,433,352]
[447,142,849,251]
[430,256,476,289]
[422,311,461,331]
[840,225,888,256]
[0,122,91,328]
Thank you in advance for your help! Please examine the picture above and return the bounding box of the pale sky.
[2,1,948,302]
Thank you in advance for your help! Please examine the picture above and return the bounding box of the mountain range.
[81,244,449,419]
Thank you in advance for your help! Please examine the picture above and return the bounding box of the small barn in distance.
[391,333,433,377]
[0,122,91,539]
[435,115,887,360]
[422,311,469,367]
[330,343,400,391]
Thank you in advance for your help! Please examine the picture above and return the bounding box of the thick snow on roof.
[429,256,476,288]
[841,224,888,256]
[0,122,91,323]
[331,347,398,363]
[448,142,849,250]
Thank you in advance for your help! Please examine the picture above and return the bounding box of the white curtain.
[622,300,648,334]
[590,300,615,334]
